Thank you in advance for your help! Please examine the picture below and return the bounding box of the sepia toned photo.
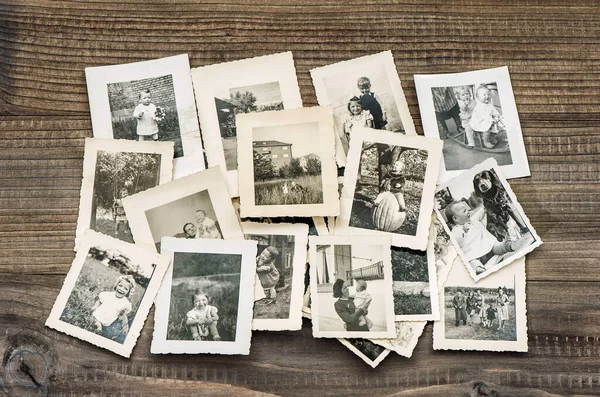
[237,106,339,218]
[45,230,170,357]
[434,158,542,281]
[310,51,416,165]
[433,256,527,352]
[123,167,244,253]
[431,212,459,292]
[242,222,308,331]
[151,237,257,355]
[338,338,391,368]
[336,128,442,250]
[414,66,530,183]
[370,321,427,358]
[309,235,396,339]
[74,138,173,249]
[86,54,204,178]
[192,52,303,197]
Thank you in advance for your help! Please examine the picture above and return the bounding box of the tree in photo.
[280,157,304,179]
[305,157,322,176]
[230,91,258,114]
[253,151,277,181]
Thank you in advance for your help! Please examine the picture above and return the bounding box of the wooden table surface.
[2,1,600,396]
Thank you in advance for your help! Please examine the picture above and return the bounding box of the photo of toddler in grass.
[133,89,163,141]
[186,290,221,341]
[92,275,135,343]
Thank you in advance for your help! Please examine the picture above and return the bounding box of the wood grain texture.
[2,0,600,395]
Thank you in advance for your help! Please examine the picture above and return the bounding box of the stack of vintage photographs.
[45,51,541,367]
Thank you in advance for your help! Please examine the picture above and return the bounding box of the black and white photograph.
[309,235,396,339]
[370,321,427,358]
[242,222,308,331]
[433,256,527,352]
[310,51,416,165]
[414,66,530,183]
[122,167,244,253]
[192,52,303,197]
[391,245,439,321]
[336,128,442,250]
[237,106,339,218]
[74,138,173,249]
[151,237,257,355]
[45,230,170,357]
[431,213,459,292]
[434,158,542,281]
[86,54,204,179]
[338,338,391,368]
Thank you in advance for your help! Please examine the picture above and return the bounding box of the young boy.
[112,189,129,236]
[352,279,373,328]
[133,90,159,141]
[357,77,387,130]
[444,201,513,274]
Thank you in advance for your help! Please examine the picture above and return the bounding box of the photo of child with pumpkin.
[350,142,428,237]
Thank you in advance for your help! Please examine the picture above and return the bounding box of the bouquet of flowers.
[154,106,166,122]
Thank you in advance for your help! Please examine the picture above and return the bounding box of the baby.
[92,275,134,341]
[470,85,504,149]
[186,290,221,341]
[256,246,280,303]
[132,90,159,142]
[343,96,373,143]
[357,77,387,130]
[195,210,221,239]
[454,86,476,148]
[444,201,513,274]
[352,279,373,328]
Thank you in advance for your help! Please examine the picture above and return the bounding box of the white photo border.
[241,222,309,331]
[45,230,170,358]
[371,321,427,358]
[85,54,204,179]
[434,158,542,282]
[414,66,530,184]
[74,138,174,250]
[191,52,303,198]
[122,166,244,253]
[150,237,257,355]
[237,106,340,218]
[309,235,396,339]
[311,50,416,167]
[433,256,528,352]
[338,338,391,368]
[335,127,442,250]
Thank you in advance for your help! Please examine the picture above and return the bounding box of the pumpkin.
[372,191,407,232]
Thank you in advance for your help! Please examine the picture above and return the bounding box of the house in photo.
[253,140,293,169]
[215,97,239,138]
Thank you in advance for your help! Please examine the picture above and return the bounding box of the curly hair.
[115,275,135,297]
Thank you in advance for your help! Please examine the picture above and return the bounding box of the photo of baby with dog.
[444,285,516,341]
[435,166,537,277]
[165,251,242,342]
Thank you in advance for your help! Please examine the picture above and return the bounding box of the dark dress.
[334,298,369,331]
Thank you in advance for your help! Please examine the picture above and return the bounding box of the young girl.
[343,96,373,144]
[470,85,504,149]
[454,86,476,148]
[92,275,134,343]
[186,290,221,341]
[473,169,528,245]
[496,287,510,330]
[372,160,407,232]
[256,246,280,304]
[133,90,159,141]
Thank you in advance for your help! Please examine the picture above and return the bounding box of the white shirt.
[93,291,132,326]
[195,217,221,239]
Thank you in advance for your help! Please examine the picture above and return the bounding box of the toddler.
[485,304,497,328]
[256,246,280,303]
[195,210,221,239]
[357,77,387,130]
[92,275,134,342]
[343,96,373,143]
[470,85,504,149]
[133,90,159,141]
[352,279,373,328]
[186,290,221,341]
[444,201,513,274]
[372,167,407,232]
[454,86,476,148]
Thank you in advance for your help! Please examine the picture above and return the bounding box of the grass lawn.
[444,302,517,341]
[255,174,323,206]
[253,273,293,320]
[393,292,432,316]
[222,136,238,171]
